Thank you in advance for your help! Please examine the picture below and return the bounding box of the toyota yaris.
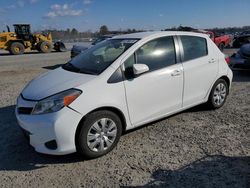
[16,31,233,159]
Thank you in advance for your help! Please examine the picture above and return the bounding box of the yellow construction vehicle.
[0,24,66,55]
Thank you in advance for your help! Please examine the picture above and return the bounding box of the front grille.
[17,94,37,115]
[18,107,33,115]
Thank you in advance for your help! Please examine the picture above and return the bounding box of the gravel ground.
[0,49,249,188]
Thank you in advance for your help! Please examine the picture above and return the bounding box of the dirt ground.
[0,49,249,188]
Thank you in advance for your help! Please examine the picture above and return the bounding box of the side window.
[180,36,208,62]
[124,36,176,72]
[136,36,176,71]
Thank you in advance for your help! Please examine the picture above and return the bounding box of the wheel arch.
[219,75,230,89]
[7,40,24,49]
[74,106,127,147]
[206,75,231,101]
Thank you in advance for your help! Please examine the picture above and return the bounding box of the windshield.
[92,37,108,45]
[63,39,138,75]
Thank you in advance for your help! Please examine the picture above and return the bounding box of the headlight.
[32,89,82,115]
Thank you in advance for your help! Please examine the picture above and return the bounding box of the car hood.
[22,67,96,100]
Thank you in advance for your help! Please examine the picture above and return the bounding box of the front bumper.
[15,95,83,155]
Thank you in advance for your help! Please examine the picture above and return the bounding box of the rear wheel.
[10,42,25,55]
[38,41,52,53]
[207,79,229,109]
[76,110,122,159]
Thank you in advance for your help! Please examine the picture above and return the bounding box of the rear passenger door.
[178,35,218,107]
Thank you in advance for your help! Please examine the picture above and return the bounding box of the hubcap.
[213,83,227,106]
[87,118,117,152]
[15,47,20,52]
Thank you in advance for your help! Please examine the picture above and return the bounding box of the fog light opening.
[45,140,57,150]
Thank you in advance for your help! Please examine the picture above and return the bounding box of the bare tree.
[99,25,109,35]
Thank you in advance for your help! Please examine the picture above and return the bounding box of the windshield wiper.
[63,63,97,75]
[62,63,80,72]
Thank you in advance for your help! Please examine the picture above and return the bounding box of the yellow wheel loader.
[0,24,66,55]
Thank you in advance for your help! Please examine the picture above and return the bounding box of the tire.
[54,41,67,52]
[10,42,25,55]
[39,41,52,53]
[76,110,122,159]
[207,79,229,109]
[218,43,225,51]
[36,42,42,52]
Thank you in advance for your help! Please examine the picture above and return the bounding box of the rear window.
[180,36,208,62]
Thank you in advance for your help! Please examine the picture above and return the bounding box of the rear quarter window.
[180,36,208,62]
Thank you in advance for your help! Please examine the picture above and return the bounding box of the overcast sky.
[0,0,250,32]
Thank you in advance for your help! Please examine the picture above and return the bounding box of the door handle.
[171,69,182,76]
[209,59,216,63]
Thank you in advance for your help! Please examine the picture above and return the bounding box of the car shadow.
[0,103,209,172]
[124,155,250,188]
[0,105,83,172]
[124,103,209,136]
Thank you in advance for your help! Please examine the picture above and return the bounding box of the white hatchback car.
[16,31,233,159]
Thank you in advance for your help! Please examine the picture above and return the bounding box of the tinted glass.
[63,39,138,75]
[135,36,176,71]
[180,36,208,62]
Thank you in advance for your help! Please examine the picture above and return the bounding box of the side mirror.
[133,64,149,75]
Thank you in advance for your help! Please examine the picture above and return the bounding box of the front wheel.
[207,79,229,109]
[38,41,52,53]
[10,42,25,55]
[76,110,122,159]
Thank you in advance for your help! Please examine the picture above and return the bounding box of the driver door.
[123,36,184,126]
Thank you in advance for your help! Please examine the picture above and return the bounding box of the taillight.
[225,57,230,64]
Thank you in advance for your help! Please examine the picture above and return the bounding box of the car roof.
[112,31,208,39]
